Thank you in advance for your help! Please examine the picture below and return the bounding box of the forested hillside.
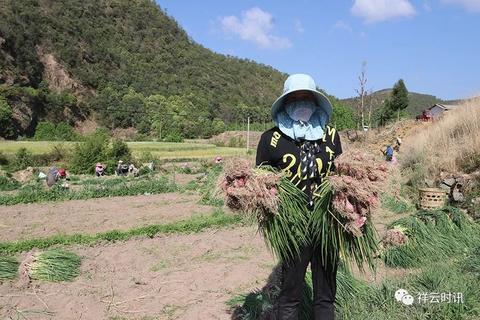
[0,0,293,139]
[341,88,444,122]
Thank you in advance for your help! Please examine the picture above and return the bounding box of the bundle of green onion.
[29,249,81,282]
[0,255,19,280]
[217,156,381,272]
[309,179,379,272]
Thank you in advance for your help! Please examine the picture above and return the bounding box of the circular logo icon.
[395,288,408,302]
[401,294,414,305]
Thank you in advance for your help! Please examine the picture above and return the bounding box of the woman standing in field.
[256,74,342,320]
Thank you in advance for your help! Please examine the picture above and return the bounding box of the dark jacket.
[256,125,342,200]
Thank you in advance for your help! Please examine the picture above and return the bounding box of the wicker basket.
[418,187,447,210]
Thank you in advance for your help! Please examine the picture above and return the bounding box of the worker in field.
[382,145,394,162]
[95,163,105,177]
[46,167,68,188]
[256,74,342,320]
[393,136,402,152]
[116,160,129,176]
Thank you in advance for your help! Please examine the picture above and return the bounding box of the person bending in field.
[382,145,394,162]
[95,163,105,177]
[116,160,129,176]
[46,167,68,188]
[256,74,342,320]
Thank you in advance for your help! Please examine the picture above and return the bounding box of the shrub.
[48,144,69,162]
[55,122,78,141]
[69,131,134,174]
[107,139,131,163]
[164,132,183,142]
[69,131,109,174]
[34,121,56,140]
[0,152,9,166]
[0,97,15,139]
[134,132,149,141]
[0,175,20,191]
[14,148,34,170]
[34,121,78,141]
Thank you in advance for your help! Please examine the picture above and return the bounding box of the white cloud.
[442,0,480,12]
[294,19,305,33]
[351,0,417,23]
[220,7,292,49]
[333,20,353,32]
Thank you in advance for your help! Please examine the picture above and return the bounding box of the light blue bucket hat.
[271,73,333,121]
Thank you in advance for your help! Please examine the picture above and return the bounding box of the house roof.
[428,103,460,111]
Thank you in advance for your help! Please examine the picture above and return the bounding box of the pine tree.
[390,79,409,121]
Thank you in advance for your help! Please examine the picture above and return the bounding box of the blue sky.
[157,0,479,100]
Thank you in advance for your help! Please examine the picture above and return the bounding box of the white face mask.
[285,100,316,122]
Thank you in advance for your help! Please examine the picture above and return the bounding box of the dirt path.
[0,192,213,242]
[0,226,274,320]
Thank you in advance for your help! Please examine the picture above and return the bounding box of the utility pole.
[246,116,250,153]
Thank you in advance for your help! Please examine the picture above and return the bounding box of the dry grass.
[401,96,480,179]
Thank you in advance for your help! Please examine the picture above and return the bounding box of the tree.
[0,97,15,138]
[55,122,78,141]
[390,79,409,121]
[145,94,169,140]
[69,130,110,174]
[93,86,122,129]
[376,79,409,126]
[34,121,56,140]
[107,139,132,163]
[119,88,146,128]
[330,99,356,130]
[355,61,368,130]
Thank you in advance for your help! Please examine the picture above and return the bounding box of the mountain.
[0,0,286,138]
[340,88,445,119]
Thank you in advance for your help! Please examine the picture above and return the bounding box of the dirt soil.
[0,127,426,320]
[346,119,428,157]
[0,192,213,242]
[0,226,275,320]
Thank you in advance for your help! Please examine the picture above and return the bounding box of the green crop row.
[0,209,243,254]
[0,176,176,205]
